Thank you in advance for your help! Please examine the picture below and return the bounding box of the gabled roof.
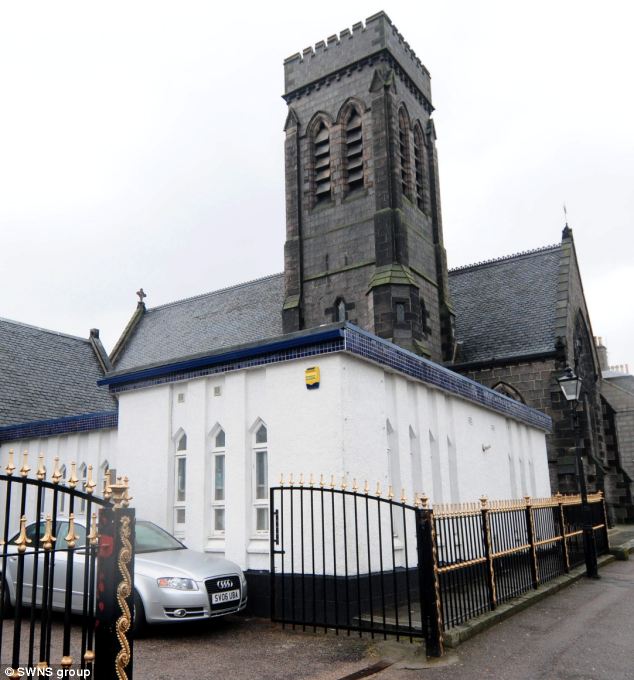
[113,274,285,371]
[448,245,562,365]
[0,317,116,427]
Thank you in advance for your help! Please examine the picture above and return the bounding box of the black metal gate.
[269,479,443,656]
[0,450,135,679]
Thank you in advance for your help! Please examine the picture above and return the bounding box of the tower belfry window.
[398,110,411,198]
[413,126,426,212]
[314,122,331,202]
[345,109,364,191]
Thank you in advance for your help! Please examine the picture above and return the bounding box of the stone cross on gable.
[136,288,147,304]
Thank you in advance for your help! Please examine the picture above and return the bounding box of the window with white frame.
[174,432,187,537]
[59,465,67,513]
[253,423,269,533]
[211,428,226,535]
[78,463,87,513]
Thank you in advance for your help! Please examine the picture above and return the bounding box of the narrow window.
[420,299,431,336]
[78,463,87,513]
[174,433,187,536]
[398,109,411,198]
[59,465,67,513]
[211,428,226,534]
[314,122,331,202]
[413,126,426,212]
[344,108,364,192]
[253,424,269,532]
[337,298,347,322]
[395,302,406,324]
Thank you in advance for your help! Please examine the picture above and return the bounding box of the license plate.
[211,589,240,605]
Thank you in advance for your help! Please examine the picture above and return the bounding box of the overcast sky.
[1,1,632,370]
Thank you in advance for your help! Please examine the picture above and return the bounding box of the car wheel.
[0,580,13,619]
[132,590,146,637]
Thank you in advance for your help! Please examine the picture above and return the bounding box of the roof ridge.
[148,272,284,312]
[0,316,90,343]
[449,243,561,273]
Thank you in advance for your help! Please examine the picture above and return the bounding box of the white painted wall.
[0,428,117,529]
[113,352,551,571]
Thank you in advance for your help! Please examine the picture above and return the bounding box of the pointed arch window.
[413,125,427,212]
[398,109,411,198]
[173,431,187,537]
[211,428,226,535]
[253,423,269,533]
[313,121,331,202]
[78,462,88,513]
[344,108,364,192]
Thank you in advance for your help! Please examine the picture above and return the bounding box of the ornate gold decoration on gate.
[42,515,56,551]
[68,462,79,489]
[5,449,16,475]
[52,457,62,484]
[60,656,73,669]
[115,514,133,680]
[103,467,113,500]
[37,453,46,481]
[19,451,30,477]
[88,512,99,546]
[64,514,79,549]
[85,464,97,494]
[110,476,132,509]
[15,516,32,553]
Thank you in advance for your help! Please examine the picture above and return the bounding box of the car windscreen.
[135,521,185,553]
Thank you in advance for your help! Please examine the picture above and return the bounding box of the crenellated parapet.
[283,11,432,106]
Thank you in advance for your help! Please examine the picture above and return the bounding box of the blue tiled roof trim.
[0,411,119,443]
[100,323,551,432]
[343,325,552,431]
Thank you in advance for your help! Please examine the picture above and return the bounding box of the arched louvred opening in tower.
[398,108,411,198]
[344,108,364,192]
[413,124,427,212]
[313,121,331,202]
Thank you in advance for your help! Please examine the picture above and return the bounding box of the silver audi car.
[3,518,247,632]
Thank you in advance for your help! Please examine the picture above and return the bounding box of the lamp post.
[557,367,599,578]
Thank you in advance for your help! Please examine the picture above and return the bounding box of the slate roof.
[113,273,285,371]
[0,318,117,427]
[448,245,562,364]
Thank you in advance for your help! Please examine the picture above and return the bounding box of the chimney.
[595,336,608,371]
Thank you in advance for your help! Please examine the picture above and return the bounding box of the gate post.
[556,493,570,573]
[415,496,443,658]
[95,478,135,680]
[524,496,539,588]
[480,496,497,611]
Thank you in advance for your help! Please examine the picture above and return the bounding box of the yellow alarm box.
[305,366,320,390]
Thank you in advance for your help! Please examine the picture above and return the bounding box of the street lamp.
[557,367,599,578]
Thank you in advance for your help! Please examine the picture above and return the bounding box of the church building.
[1,12,629,594]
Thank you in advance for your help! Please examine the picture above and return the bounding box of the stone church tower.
[281,12,455,362]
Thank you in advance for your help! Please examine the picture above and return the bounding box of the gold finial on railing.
[299,473,304,487]
[279,473,284,487]
[15,516,32,553]
[375,481,381,497]
[103,468,112,500]
[85,465,96,494]
[289,473,294,487]
[83,650,95,664]
[65,514,79,549]
[479,495,489,510]
[68,462,79,489]
[36,453,46,481]
[524,495,532,507]
[52,457,62,484]
[352,478,358,492]
[5,449,16,475]
[60,656,73,670]
[363,480,369,495]
[110,476,132,509]
[20,451,30,477]
[419,493,429,509]
[388,485,394,499]
[88,512,99,546]
[309,473,314,487]
[341,475,347,491]
[319,473,325,488]
[330,474,336,489]
[42,514,56,551]
[401,488,407,503]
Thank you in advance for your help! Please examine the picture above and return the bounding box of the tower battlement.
[283,11,431,102]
